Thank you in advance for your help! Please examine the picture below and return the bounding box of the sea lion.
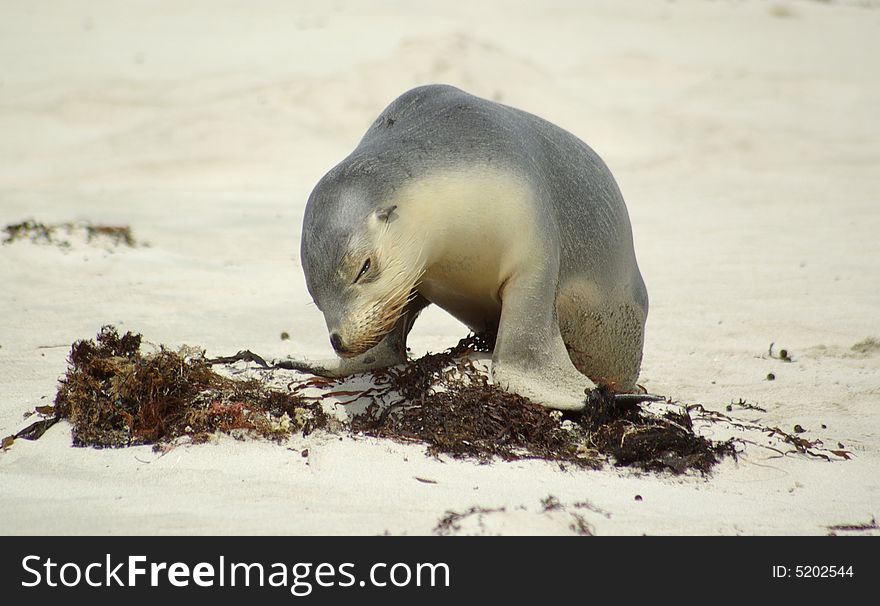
[293,84,648,410]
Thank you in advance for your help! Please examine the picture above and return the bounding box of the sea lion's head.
[301,176,424,357]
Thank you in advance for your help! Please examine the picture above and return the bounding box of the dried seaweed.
[588,408,735,474]
[52,326,325,449]
[826,517,878,536]
[353,381,602,468]
[351,334,735,473]
[3,410,61,450]
[3,220,135,248]
[434,496,599,536]
[8,327,778,476]
[434,506,507,536]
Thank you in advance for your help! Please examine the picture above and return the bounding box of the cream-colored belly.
[391,167,542,331]
[418,256,504,331]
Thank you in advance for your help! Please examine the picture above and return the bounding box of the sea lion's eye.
[354,258,371,284]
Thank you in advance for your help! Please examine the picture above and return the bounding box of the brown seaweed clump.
[11,327,737,474]
[3,220,135,248]
[588,404,735,474]
[354,382,603,469]
[52,326,326,449]
[351,335,737,474]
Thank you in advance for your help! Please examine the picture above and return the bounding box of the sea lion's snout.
[327,327,362,358]
[325,300,401,359]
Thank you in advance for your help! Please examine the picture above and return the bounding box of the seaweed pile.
[351,334,735,473]
[48,327,325,449]
[9,327,736,474]
[3,220,135,248]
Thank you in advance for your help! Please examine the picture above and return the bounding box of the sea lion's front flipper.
[275,332,407,378]
[490,269,596,411]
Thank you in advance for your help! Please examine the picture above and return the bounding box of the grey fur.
[297,84,648,407]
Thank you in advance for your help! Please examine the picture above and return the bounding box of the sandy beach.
[1,0,878,535]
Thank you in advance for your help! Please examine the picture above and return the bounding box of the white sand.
[1,0,878,535]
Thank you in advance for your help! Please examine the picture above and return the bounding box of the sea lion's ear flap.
[375,205,398,222]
